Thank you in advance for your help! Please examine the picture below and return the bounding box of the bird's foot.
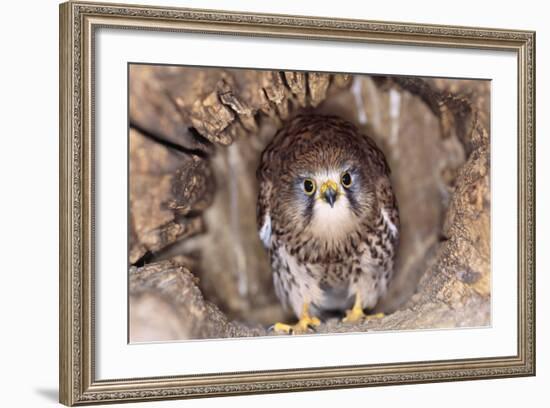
[342,292,385,323]
[343,309,385,323]
[343,306,365,323]
[272,303,320,335]
[272,317,320,335]
[365,312,385,321]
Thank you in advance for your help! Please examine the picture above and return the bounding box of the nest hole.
[151,76,467,328]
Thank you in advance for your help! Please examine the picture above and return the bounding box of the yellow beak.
[320,180,339,208]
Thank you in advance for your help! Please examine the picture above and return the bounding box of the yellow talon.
[272,303,320,335]
[343,293,385,323]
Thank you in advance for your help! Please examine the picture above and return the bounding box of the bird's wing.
[256,137,278,250]
[256,126,289,249]
[256,178,273,249]
[360,131,400,237]
[375,175,400,241]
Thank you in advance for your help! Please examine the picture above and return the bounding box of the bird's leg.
[343,292,365,323]
[343,292,385,323]
[272,302,321,335]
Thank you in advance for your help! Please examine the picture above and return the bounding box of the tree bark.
[128,66,490,340]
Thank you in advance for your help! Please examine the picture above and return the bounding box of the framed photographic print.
[59,1,536,405]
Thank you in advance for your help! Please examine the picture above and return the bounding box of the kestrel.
[256,114,399,334]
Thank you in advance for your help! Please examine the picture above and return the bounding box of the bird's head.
[282,156,376,242]
[267,115,383,245]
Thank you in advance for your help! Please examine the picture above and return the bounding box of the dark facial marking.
[345,188,362,216]
[293,177,316,224]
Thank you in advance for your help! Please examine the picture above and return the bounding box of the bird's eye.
[303,178,316,195]
[341,172,353,188]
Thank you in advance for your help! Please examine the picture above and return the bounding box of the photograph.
[2,0,546,405]
[57,2,535,404]
[128,65,491,342]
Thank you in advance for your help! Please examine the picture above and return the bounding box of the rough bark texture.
[128,65,490,341]
[128,128,211,265]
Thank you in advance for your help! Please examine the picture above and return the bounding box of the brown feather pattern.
[257,114,399,319]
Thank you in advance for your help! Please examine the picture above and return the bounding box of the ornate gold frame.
[59,1,536,405]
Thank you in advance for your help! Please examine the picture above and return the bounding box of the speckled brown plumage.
[257,114,399,320]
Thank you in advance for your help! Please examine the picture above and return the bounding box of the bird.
[256,114,399,334]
